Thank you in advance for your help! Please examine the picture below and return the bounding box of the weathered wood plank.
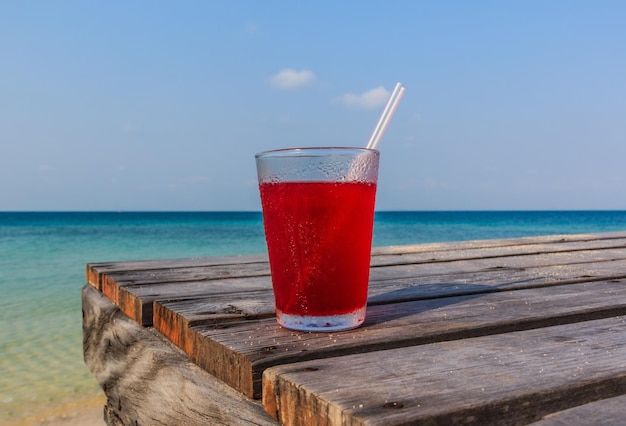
[83,232,626,425]
[185,279,626,398]
[154,255,626,323]
[371,232,626,257]
[86,253,269,289]
[82,285,277,426]
[87,232,626,289]
[154,289,276,354]
[99,236,626,289]
[153,256,626,357]
[371,236,626,268]
[263,316,626,426]
[114,245,626,326]
[115,277,274,326]
[83,232,626,424]
[531,394,626,425]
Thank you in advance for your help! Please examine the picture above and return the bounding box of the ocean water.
[2,210,626,424]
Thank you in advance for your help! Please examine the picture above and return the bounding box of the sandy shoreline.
[6,393,106,426]
[31,404,105,426]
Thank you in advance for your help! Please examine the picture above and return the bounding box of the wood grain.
[83,232,626,425]
[263,316,626,425]
[105,236,626,325]
[186,279,626,398]
[154,255,626,332]
[86,253,269,289]
[532,394,626,425]
[88,233,626,289]
[82,285,277,426]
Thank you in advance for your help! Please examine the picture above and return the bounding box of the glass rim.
[255,146,379,159]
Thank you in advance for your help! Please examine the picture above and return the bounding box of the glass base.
[276,307,366,332]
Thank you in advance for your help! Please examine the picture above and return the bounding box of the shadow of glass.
[363,277,542,325]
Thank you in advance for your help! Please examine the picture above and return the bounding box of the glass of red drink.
[255,147,379,332]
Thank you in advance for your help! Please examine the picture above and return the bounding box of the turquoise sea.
[2,211,626,425]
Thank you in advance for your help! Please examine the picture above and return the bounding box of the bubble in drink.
[259,181,376,319]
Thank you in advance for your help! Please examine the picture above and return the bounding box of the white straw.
[366,82,406,150]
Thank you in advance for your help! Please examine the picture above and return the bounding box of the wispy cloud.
[269,69,316,90]
[335,86,389,110]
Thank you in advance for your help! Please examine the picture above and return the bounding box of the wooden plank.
[262,316,626,425]
[115,276,274,326]
[184,279,626,398]
[86,253,269,289]
[372,232,626,262]
[368,247,626,282]
[155,255,626,325]
[98,261,272,320]
[154,289,276,353]
[101,261,270,287]
[82,285,278,426]
[370,236,626,268]
[84,233,626,425]
[154,257,626,354]
[116,245,626,325]
[87,232,626,289]
[371,232,626,257]
[531,394,626,425]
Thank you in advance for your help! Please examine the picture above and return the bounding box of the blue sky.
[2,1,625,211]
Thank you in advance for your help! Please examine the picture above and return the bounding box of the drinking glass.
[256,147,379,332]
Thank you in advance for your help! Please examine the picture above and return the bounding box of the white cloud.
[269,69,316,90]
[335,86,390,110]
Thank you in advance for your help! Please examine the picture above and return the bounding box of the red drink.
[260,181,377,319]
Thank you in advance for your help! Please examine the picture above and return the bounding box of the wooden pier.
[83,231,626,425]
